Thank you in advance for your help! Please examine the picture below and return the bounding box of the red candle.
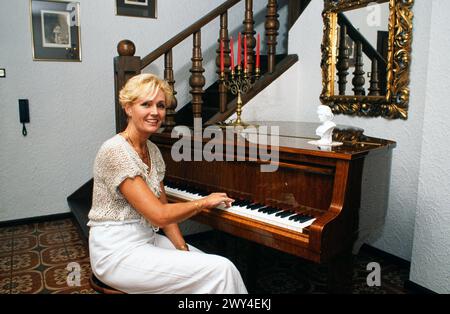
[220,39,224,72]
[230,36,234,70]
[256,33,260,69]
[237,33,241,67]
[244,35,247,71]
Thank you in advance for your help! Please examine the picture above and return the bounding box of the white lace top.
[87,134,165,227]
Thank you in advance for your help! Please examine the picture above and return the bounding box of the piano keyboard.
[164,183,316,233]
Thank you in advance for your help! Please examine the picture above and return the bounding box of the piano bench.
[89,273,125,294]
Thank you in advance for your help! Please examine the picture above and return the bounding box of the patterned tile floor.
[0,218,94,294]
[0,217,409,294]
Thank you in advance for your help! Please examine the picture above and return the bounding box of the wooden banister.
[336,12,387,97]
[140,0,241,69]
[265,0,279,74]
[114,0,303,131]
[337,13,386,67]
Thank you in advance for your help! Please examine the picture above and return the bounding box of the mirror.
[320,0,414,119]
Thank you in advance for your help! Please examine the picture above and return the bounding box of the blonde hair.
[119,73,173,109]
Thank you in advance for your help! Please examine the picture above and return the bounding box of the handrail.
[140,0,241,69]
[288,0,311,30]
[337,12,386,66]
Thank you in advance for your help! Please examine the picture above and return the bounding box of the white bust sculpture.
[308,105,342,146]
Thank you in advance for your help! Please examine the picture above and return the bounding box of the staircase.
[113,0,312,132]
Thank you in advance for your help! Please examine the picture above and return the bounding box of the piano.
[151,121,395,293]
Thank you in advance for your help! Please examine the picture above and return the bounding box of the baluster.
[265,0,279,74]
[114,40,141,133]
[352,41,365,96]
[336,25,350,95]
[190,30,205,120]
[164,49,177,130]
[368,59,381,96]
[242,0,256,74]
[216,12,230,113]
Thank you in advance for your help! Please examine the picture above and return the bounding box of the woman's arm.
[159,183,190,251]
[119,176,233,228]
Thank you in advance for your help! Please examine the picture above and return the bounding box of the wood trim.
[0,213,73,228]
[140,0,241,69]
[360,243,410,267]
[404,280,437,294]
[288,0,312,30]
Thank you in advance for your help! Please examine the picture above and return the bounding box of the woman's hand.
[200,193,234,209]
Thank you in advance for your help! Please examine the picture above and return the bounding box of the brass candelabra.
[219,65,260,127]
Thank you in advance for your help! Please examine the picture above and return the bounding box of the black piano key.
[248,204,264,210]
[258,207,269,213]
[294,214,307,221]
[252,205,266,211]
[278,211,295,218]
[285,212,298,219]
[298,216,314,223]
[267,208,281,215]
[275,210,294,218]
[288,214,302,221]
[233,200,247,206]
[240,200,253,207]
[257,207,269,213]
[262,207,277,214]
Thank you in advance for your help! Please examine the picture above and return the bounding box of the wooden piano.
[150,121,395,293]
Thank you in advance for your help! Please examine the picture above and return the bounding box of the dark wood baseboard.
[358,244,440,294]
[404,279,437,294]
[0,212,73,228]
[360,243,411,268]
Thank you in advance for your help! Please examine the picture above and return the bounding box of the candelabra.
[218,33,261,128]
[219,65,260,127]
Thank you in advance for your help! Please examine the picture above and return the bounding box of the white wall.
[0,0,282,222]
[410,0,450,294]
[242,0,450,292]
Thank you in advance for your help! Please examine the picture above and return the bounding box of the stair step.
[67,179,93,239]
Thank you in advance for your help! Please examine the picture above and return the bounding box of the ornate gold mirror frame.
[320,0,414,119]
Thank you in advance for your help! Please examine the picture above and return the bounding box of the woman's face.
[126,88,166,135]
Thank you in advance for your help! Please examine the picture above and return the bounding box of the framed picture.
[116,0,157,19]
[30,0,81,61]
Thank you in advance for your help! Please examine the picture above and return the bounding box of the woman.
[88,73,248,294]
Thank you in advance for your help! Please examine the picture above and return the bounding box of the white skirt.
[88,220,248,294]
